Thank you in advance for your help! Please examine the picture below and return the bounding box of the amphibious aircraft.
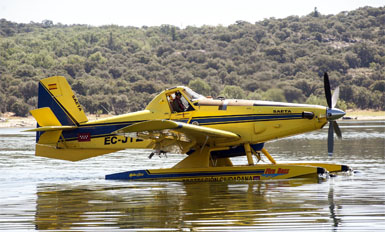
[26,73,349,181]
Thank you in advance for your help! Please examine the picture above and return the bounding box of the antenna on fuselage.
[101,104,113,115]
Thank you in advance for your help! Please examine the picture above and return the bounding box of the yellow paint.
[86,110,152,125]
[254,124,266,134]
[35,144,120,162]
[212,158,233,167]
[30,107,61,126]
[244,143,254,165]
[40,76,88,123]
[261,148,276,164]
[173,146,211,168]
[283,163,349,172]
[69,135,153,149]
[145,164,324,181]
[37,130,62,144]
[24,125,77,132]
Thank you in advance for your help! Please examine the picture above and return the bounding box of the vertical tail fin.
[27,76,120,161]
[38,76,88,126]
[34,76,88,143]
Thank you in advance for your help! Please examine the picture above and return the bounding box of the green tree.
[370,80,385,92]
[305,94,326,106]
[111,95,129,114]
[283,86,305,103]
[20,81,38,101]
[188,78,211,96]
[313,7,320,17]
[262,88,287,102]
[15,64,36,77]
[345,52,361,68]
[132,80,157,94]
[0,93,6,112]
[10,100,30,116]
[89,51,107,64]
[353,43,377,67]
[220,85,246,99]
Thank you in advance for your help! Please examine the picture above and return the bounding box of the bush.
[188,78,211,96]
[220,85,246,99]
[10,100,30,117]
[283,86,305,103]
[132,80,157,94]
[262,88,287,102]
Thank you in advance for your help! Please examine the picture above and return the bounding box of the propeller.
[323,72,345,156]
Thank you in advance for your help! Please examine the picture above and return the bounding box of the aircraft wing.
[114,120,240,145]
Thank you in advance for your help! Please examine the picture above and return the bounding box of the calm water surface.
[0,120,384,231]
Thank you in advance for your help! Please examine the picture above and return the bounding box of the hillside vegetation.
[0,6,384,116]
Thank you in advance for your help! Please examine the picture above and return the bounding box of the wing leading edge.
[113,120,240,145]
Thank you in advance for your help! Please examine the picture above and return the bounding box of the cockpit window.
[168,91,195,113]
[182,87,206,102]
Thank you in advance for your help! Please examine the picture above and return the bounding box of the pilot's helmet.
[175,91,182,97]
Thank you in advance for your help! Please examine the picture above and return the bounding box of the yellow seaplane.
[26,73,349,181]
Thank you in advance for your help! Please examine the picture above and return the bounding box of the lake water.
[0,120,384,231]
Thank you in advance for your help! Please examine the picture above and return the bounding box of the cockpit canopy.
[181,87,206,102]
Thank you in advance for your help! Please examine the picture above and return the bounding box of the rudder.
[38,76,88,126]
[34,76,88,143]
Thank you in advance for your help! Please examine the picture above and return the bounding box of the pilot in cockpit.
[172,91,185,112]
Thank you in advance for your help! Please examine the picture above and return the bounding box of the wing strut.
[200,135,209,153]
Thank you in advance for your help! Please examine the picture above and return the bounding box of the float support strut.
[261,148,276,164]
[244,143,254,165]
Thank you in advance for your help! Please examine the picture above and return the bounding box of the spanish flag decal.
[48,83,57,90]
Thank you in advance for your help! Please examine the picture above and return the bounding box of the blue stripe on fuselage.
[62,114,302,141]
[62,122,133,141]
[192,114,302,125]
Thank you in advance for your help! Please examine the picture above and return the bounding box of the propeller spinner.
[324,72,345,156]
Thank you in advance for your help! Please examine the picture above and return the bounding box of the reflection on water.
[35,180,325,231]
[0,121,384,231]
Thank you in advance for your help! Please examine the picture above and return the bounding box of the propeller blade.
[328,122,334,156]
[323,73,344,156]
[332,121,342,139]
[324,72,332,108]
[332,86,340,108]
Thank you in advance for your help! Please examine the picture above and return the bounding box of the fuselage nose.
[326,108,346,121]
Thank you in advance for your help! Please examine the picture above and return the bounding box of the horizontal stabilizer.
[25,107,77,133]
[24,125,77,132]
[36,144,120,161]
[30,107,61,127]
